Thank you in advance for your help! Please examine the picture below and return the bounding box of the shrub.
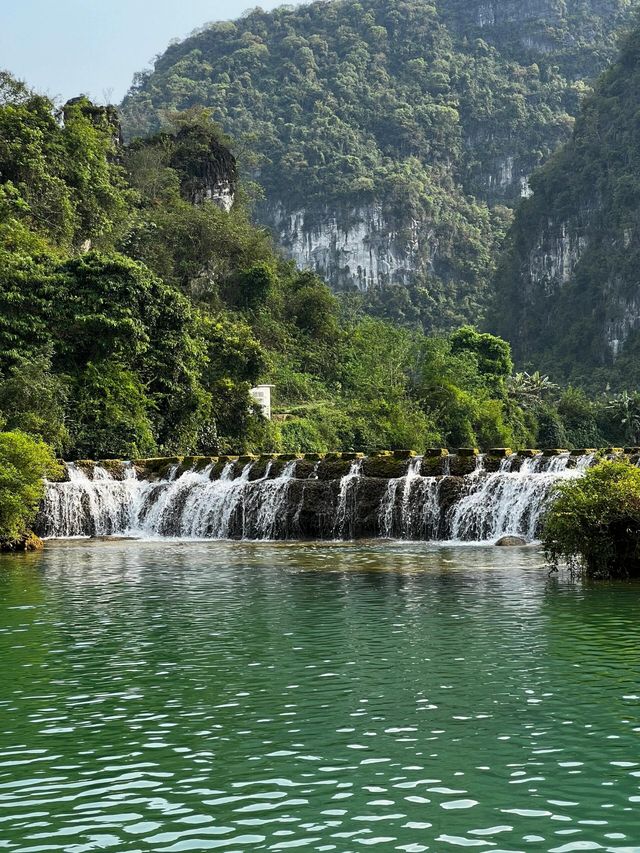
[542,461,640,579]
[0,431,60,542]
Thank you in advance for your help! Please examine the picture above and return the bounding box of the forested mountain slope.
[491,22,640,390]
[4,72,585,460]
[121,0,636,330]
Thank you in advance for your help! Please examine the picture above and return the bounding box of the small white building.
[250,385,275,420]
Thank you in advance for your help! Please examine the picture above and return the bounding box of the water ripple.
[0,540,639,851]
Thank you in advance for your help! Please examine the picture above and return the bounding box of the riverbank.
[0,532,43,553]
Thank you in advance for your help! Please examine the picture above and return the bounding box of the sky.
[1,1,304,105]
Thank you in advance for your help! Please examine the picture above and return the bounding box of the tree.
[0,431,60,543]
[67,361,157,460]
[450,326,513,388]
[605,392,640,445]
[0,353,69,452]
[543,461,640,579]
[509,371,558,407]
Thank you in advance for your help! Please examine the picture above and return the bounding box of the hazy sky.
[1,1,303,105]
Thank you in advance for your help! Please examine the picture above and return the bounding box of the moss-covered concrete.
[316,459,352,480]
[449,455,480,476]
[247,458,272,481]
[437,477,466,526]
[60,448,637,493]
[483,455,505,473]
[96,459,129,480]
[361,457,410,479]
[134,457,183,481]
[237,454,259,465]
[421,456,449,476]
[294,459,320,480]
[176,456,217,477]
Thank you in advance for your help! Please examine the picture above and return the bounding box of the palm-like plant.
[606,391,640,444]
[508,371,558,406]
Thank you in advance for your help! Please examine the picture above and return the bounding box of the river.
[0,540,639,851]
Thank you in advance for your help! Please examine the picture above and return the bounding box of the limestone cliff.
[264,203,418,291]
[489,24,640,388]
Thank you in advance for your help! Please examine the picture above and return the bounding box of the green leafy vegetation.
[542,461,640,579]
[0,431,60,546]
[120,0,635,331]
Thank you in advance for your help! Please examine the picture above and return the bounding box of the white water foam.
[41,454,596,543]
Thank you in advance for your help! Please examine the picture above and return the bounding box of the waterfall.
[41,460,300,541]
[334,459,363,539]
[378,458,445,539]
[41,463,144,538]
[39,453,597,543]
[449,453,588,542]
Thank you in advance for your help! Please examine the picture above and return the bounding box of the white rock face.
[193,180,235,213]
[477,3,496,26]
[520,176,533,198]
[528,222,588,295]
[606,297,640,358]
[476,0,560,27]
[268,204,420,291]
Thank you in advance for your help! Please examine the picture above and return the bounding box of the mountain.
[121,0,635,331]
[490,21,640,390]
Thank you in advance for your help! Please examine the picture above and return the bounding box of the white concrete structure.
[250,385,275,420]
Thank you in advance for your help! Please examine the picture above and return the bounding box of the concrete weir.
[38,449,623,543]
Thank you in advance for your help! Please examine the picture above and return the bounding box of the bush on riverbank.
[0,431,60,548]
[542,461,640,579]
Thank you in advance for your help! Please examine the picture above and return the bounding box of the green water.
[0,541,639,852]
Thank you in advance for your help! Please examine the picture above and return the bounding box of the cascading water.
[40,453,597,543]
[41,463,143,538]
[41,460,300,541]
[449,453,591,542]
[378,458,445,540]
[334,459,363,539]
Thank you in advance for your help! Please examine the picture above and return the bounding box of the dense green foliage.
[491,22,640,390]
[0,71,635,477]
[542,461,640,578]
[0,84,269,459]
[0,431,60,542]
[121,0,635,330]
